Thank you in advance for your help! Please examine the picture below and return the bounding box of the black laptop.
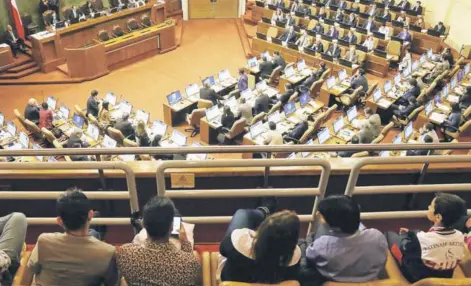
[358,12,369,19]
[409,25,422,32]
[427,29,441,37]
[288,42,299,50]
[356,44,368,53]
[304,47,317,56]
[324,18,335,26]
[373,31,386,39]
[338,38,349,47]
[272,37,283,45]
[391,36,404,44]
[339,22,351,30]
[295,11,305,17]
[255,1,264,7]
[338,58,352,67]
[276,21,285,28]
[406,10,418,16]
[392,20,404,27]
[321,53,334,62]
[256,33,267,40]
[268,4,277,10]
[374,48,387,58]
[356,27,368,34]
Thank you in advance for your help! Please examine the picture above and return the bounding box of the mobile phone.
[171,216,181,236]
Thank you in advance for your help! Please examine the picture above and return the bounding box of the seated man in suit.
[342,30,358,44]
[4,25,27,58]
[406,135,433,156]
[398,78,420,105]
[362,17,376,32]
[67,128,90,148]
[362,34,375,52]
[384,0,395,7]
[284,13,296,28]
[343,45,359,64]
[68,5,85,24]
[345,13,358,27]
[337,0,347,9]
[333,9,345,22]
[392,97,418,119]
[70,142,92,161]
[434,21,446,36]
[311,22,325,35]
[254,92,270,114]
[326,25,339,40]
[378,23,390,36]
[310,36,324,53]
[259,56,274,79]
[366,3,377,17]
[397,0,410,10]
[323,0,338,9]
[279,83,295,105]
[272,51,286,70]
[263,121,284,145]
[397,27,412,42]
[275,0,285,9]
[114,113,135,140]
[279,25,297,43]
[442,103,462,133]
[326,40,341,58]
[380,7,392,22]
[410,0,422,14]
[295,29,311,48]
[111,0,128,8]
[200,82,222,105]
[86,90,100,117]
[459,87,471,111]
[285,120,309,142]
[350,69,368,96]
[338,135,360,157]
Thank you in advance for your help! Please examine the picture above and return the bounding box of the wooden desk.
[319,82,350,106]
[200,117,223,145]
[412,32,444,54]
[366,53,390,78]
[0,45,14,72]
[162,99,197,126]
[65,43,108,78]
[31,1,166,73]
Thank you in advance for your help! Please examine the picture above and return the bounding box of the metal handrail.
[156,159,331,233]
[345,155,471,219]
[0,142,469,157]
[0,162,139,225]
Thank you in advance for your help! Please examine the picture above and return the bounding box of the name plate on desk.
[171,173,195,188]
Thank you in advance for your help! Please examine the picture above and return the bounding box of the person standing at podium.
[4,25,28,58]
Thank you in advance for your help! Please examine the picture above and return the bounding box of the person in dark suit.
[24,98,40,124]
[411,0,422,14]
[221,106,235,129]
[326,40,341,58]
[67,129,89,148]
[442,48,454,67]
[384,0,395,7]
[302,73,317,90]
[380,8,392,22]
[285,121,308,142]
[442,103,462,133]
[313,62,327,80]
[311,22,324,35]
[272,51,286,70]
[317,6,327,19]
[362,17,376,32]
[39,0,50,16]
[397,27,412,41]
[86,90,100,117]
[433,22,446,36]
[4,25,27,58]
[346,13,358,27]
[275,0,285,9]
[283,14,296,28]
[326,26,339,39]
[398,79,420,105]
[310,37,324,53]
[114,113,136,140]
[200,82,222,105]
[135,120,150,147]
[279,25,297,43]
[111,0,128,8]
[397,0,410,10]
[406,135,432,156]
[259,56,274,79]
[337,0,347,9]
[333,9,345,22]
[323,0,337,9]
[47,0,60,16]
[279,83,295,105]
[350,69,368,96]
[338,135,360,157]
[342,30,358,45]
[45,10,61,27]
[70,142,92,161]
[392,97,418,119]
[459,87,471,111]
[68,5,84,24]
[366,3,377,17]
[254,93,270,114]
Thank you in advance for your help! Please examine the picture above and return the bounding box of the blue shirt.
[238,74,248,92]
[306,226,388,282]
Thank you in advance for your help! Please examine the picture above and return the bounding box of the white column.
[238,0,245,17]
[182,0,189,20]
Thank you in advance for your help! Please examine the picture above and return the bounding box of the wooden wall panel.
[214,0,238,18]
[189,0,213,19]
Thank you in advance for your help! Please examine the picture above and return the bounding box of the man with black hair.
[279,83,295,105]
[442,103,462,133]
[398,78,420,105]
[350,69,368,96]
[259,56,274,80]
[272,51,286,70]
[302,195,387,284]
[114,113,136,140]
[385,193,466,283]
[338,135,360,157]
[86,90,100,117]
[459,86,471,110]
[117,196,201,285]
[406,135,433,156]
[26,188,118,285]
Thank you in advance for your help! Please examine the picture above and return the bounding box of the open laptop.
[284,65,296,78]
[338,69,349,85]
[426,101,447,124]
[203,76,216,87]
[317,128,331,144]
[185,83,200,101]
[301,138,314,158]
[284,101,300,124]
[383,80,392,94]
[135,109,150,125]
[0,121,15,143]
[72,113,85,129]
[205,105,222,126]
[347,106,360,127]
[119,101,133,115]
[5,131,29,150]
[0,113,4,130]
[267,110,282,124]
[151,120,167,138]
[33,144,43,162]
[167,91,182,106]
[249,121,267,144]
[47,96,57,110]
[101,135,117,148]
[104,92,117,106]
[186,142,207,161]
[373,87,392,109]
[326,76,336,90]
[333,116,355,141]
[86,124,100,142]
[218,69,236,86]
[403,121,414,142]
[247,57,258,69]
[54,104,70,122]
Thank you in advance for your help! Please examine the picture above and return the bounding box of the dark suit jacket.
[68,9,84,24]
[334,13,344,22]
[397,1,410,10]
[303,74,316,89]
[24,105,40,123]
[402,86,420,102]
[254,94,270,114]
[4,30,20,45]
[346,17,357,27]
[412,5,422,14]
[311,42,324,53]
[200,87,219,105]
[351,75,369,94]
[381,13,391,22]
[327,28,339,39]
[326,45,341,58]
[273,55,286,70]
[279,90,294,105]
[259,61,274,78]
[111,0,129,7]
[338,150,356,157]
[288,123,308,140]
[114,119,135,140]
[395,103,417,119]
[338,1,347,9]
[279,30,297,43]
[137,132,150,147]
[311,25,324,35]
[406,149,430,156]
[221,113,235,129]
[362,21,376,31]
[67,134,86,148]
[342,34,357,44]
[460,93,471,110]
[444,112,461,132]
[86,96,99,117]
[434,25,446,36]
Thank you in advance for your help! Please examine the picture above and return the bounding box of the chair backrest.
[227,118,247,139]
[251,112,266,125]
[312,113,325,132]
[107,127,125,145]
[268,66,282,86]
[322,104,338,123]
[88,114,100,128]
[25,119,42,137]
[248,74,256,90]
[13,109,28,131]
[228,89,240,98]
[307,19,316,30]
[407,106,425,121]
[127,18,139,31]
[189,108,206,126]
[74,105,87,121]
[98,30,110,42]
[346,87,363,107]
[387,41,401,57]
[141,14,151,27]
[381,122,394,136]
[352,151,369,158]
[123,138,138,147]
[416,89,427,102]
[366,82,378,98]
[197,99,213,109]
[371,134,385,144]
[440,139,457,155]
[357,50,367,63]
[459,119,471,133]
[310,79,324,98]
[267,27,279,38]
[320,68,331,81]
[267,102,281,116]
[41,127,56,144]
[299,125,315,144]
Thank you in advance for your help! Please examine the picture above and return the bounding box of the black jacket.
[259,61,274,79]
[24,105,40,123]
[67,134,88,148]
[114,119,135,140]
[86,96,99,117]
[200,87,219,105]
[254,94,270,114]
[273,55,286,70]
[279,90,294,105]
[288,123,308,140]
[221,112,235,129]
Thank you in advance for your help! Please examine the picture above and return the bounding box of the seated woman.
[218,199,301,284]
[135,120,150,147]
[442,103,462,133]
[98,100,111,130]
[150,134,173,160]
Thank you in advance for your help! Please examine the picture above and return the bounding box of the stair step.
[6,62,37,73]
[0,66,40,79]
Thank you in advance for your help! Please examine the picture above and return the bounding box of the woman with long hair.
[135,120,150,147]
[218,203,301,284]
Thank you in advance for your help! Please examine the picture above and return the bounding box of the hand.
[179,222,189,243]
[399,227,409,234]
[465,218,471,229]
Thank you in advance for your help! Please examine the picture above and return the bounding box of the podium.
[64,43,109,78]
[0,45,14,72]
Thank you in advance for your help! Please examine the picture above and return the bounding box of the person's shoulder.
[37,232,64,243]
[89,237,117,254]
[117,243,138,255]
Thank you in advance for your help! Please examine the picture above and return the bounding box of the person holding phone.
[117,196,201,286]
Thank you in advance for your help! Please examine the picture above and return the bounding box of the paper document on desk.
[447,95,459,103]
[436,103,450,113]
[0,44,8,48]
[378,98,392,109]
[430,112,446,124]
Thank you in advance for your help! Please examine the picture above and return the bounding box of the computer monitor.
[19,132,29,148]
[87,124,100,141]
[202,76,215,86]
[384,80,392,93]
[458,70,464,82]
[267,110,281,124]
[333,116,345,134]
[394,73,401,85]
[261,51,272,61]
[427,48,433,59]
[171,130,187,146]
[284,65,295,77]
[318,128,331,144]
[241,88,253,99]
[373,88,382,102]
[326,76,336,89]
[102,135,117,148]
[338,69,347,82]
[135,109,150,124]
[249,121,265,139]
[33,143,43,162]
[152,120,167,136]
[256,80,267,91]
[411,61,419,72]
[347,106,358,122]
[72,113,84,128]
[450,77,457,89]
[465,63,470,75]
[185,83,199,97]
[300,93,310,107]
[442,85,449,97]
[301,138,314,158]
[247,57,258,68]
[167,91,182,106]
[47,96,57,110]
[402,66,411,78]
[218,69,231,81]
[104,92,117,106]
[48,156,58,162]
[205,105,221,121]
[283,101,296,116]
[0,113,4,127]
[425,101,433,116]
[59,105,70,119]
[297,59,306,71]
[393,134,402,144]
[120,101,133,114]
[404,121,413,141]
[6,122,16,136]
[287,152,297,159]
[420,54,426,64]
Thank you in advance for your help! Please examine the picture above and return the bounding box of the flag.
[9,0,25,39]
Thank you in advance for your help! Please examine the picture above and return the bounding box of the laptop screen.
[167,91,182,105]
[256,80,267,91]
[427,48,433,59]
[120,101,133,114]
[284,65,295,77]
[373,88,382,102]
[171,130,187,146]
[338,69,347,82]
[384,80,392,93]
[297,59,306,71]
[72,113,84,128]
[425,101,433,116]
[102,135,117,148]
[261,51,272,61]
[203,76,215,86]
[205,105,221,121]
[152,120,167,136]
[185,84,199,97]
[402,66,411,78]
[404,121,413,140]
[318,128,331,144]
[450,77,457,89]
[300,93,310,107]
[135,110,150,124]
[33,143,42,162]
[411,61,419,72]
[283,101,296,116]
[218,69,231,81]
[249,121,265,139]
[19,132,29,148]
[104,92,117,106]
[394,74,401,85]
[188,142,207,160]
[333,116,345,134]
[393,134,402,144]
[59,105,70,119]
[224,96,237,108]
[465,63,470,75]
[380,151,390,157]
[326,76,336,89]
[442,85,449,97]
[347,106,358,122]
[247,57,258,68]
[87,124,100,141]
[47,96,57,110]
[420,54,426,64]
[457,70,464,82]
[268,110,281,124]
[48,156,57,162]
[6,122,16,136]
[0,113,4,127]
